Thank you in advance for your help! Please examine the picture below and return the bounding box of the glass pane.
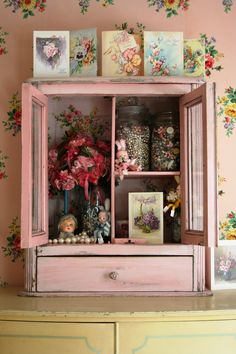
[32,101,43,234]
[187,102,204,232]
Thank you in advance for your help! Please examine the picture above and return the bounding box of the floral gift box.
[33,31,70,78]
[70,28,97,77]
[144,31,183,76]
[184,39,205,77]
[102,31,143,76]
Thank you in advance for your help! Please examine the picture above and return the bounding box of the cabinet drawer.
[37,256,193,292]
[119,321,236,354]
[0,321,114,354]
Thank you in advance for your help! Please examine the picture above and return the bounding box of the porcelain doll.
[94,210,111,244]
[58,214,78,239]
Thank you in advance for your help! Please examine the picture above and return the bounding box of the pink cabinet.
[21,77,217,295]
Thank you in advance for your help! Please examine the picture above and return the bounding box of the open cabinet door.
[180,83,217,247]
[21,83,48,248]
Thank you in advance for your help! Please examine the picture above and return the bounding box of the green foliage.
[2,217,24,263]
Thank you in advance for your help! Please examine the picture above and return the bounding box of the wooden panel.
[38,244,197,256]
[180,83,217,247]
[119,321,236,354]
[37,256,193,292]
[0,321,114,354]
[21,83,48,248]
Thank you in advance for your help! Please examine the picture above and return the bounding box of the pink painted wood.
[38,244,199,256]
[21,83,48,248]
[20,78,214,295]
[180,83,217,247]
[37,256,193,292]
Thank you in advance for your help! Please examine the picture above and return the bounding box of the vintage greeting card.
[70,28,97,77]
[144,31,183,76]
[33,31,70,78]
[128,192,163,244]
[102,31,143,76]
[184,39,205,77]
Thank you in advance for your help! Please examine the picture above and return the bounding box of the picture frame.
[210,246,236,290]
[184,38,205,77]
[144,31,183,76]
[33,31,70,78]
[70,28,97,77]
[102,31,143,76]
[128,192,163,244]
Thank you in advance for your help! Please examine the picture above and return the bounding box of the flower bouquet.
[49,133,111,201]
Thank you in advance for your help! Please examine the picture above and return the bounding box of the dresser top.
[0,287,236,322]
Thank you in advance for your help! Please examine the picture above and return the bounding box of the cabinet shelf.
[114,171,180,178]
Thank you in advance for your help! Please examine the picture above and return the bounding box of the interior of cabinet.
[47,93,181,244]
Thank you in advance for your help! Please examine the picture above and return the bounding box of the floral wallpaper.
[147,0,190,17]
[217,87,236,136]
[0,0,236,287]
[0,27,8,55]
[2,92,22,136]
[3,0,46,18]
[0,151,8,181]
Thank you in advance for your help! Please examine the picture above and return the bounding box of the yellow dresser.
[1,288,236,354]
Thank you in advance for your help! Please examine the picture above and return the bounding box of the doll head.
[58,214,78,233]
[98,210,108,224]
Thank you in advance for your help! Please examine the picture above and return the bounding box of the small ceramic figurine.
[58,214,78,239]
[163,185,181,217]
[94,210,111,244]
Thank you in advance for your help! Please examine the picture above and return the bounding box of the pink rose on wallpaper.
[200,33,224,77]
[205,53,215,69]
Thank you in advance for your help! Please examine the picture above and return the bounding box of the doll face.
[60,219,75,233]
[98,212,107,224]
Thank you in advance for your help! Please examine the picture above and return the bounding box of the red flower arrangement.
[49,132,111,200]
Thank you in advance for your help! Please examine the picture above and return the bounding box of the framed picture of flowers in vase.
[128,192,163,244]
[33,31,70,78]
[210,246,236,290]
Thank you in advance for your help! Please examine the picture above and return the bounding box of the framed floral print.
[33,31,70,78]
[144,31,183,76]
[211,246,236,290]
[128,192,163,244]
[70,28,97,76]
[102,31,143,76]
[184,39,205,77]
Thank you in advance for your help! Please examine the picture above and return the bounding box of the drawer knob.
[109,271,119,280]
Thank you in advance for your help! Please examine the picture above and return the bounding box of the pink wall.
[0,0,236,286]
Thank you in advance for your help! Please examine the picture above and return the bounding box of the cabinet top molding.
[25,76,204,96]
[26,76,205,85]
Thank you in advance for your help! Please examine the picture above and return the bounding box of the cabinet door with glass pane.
[180,83,217,247]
